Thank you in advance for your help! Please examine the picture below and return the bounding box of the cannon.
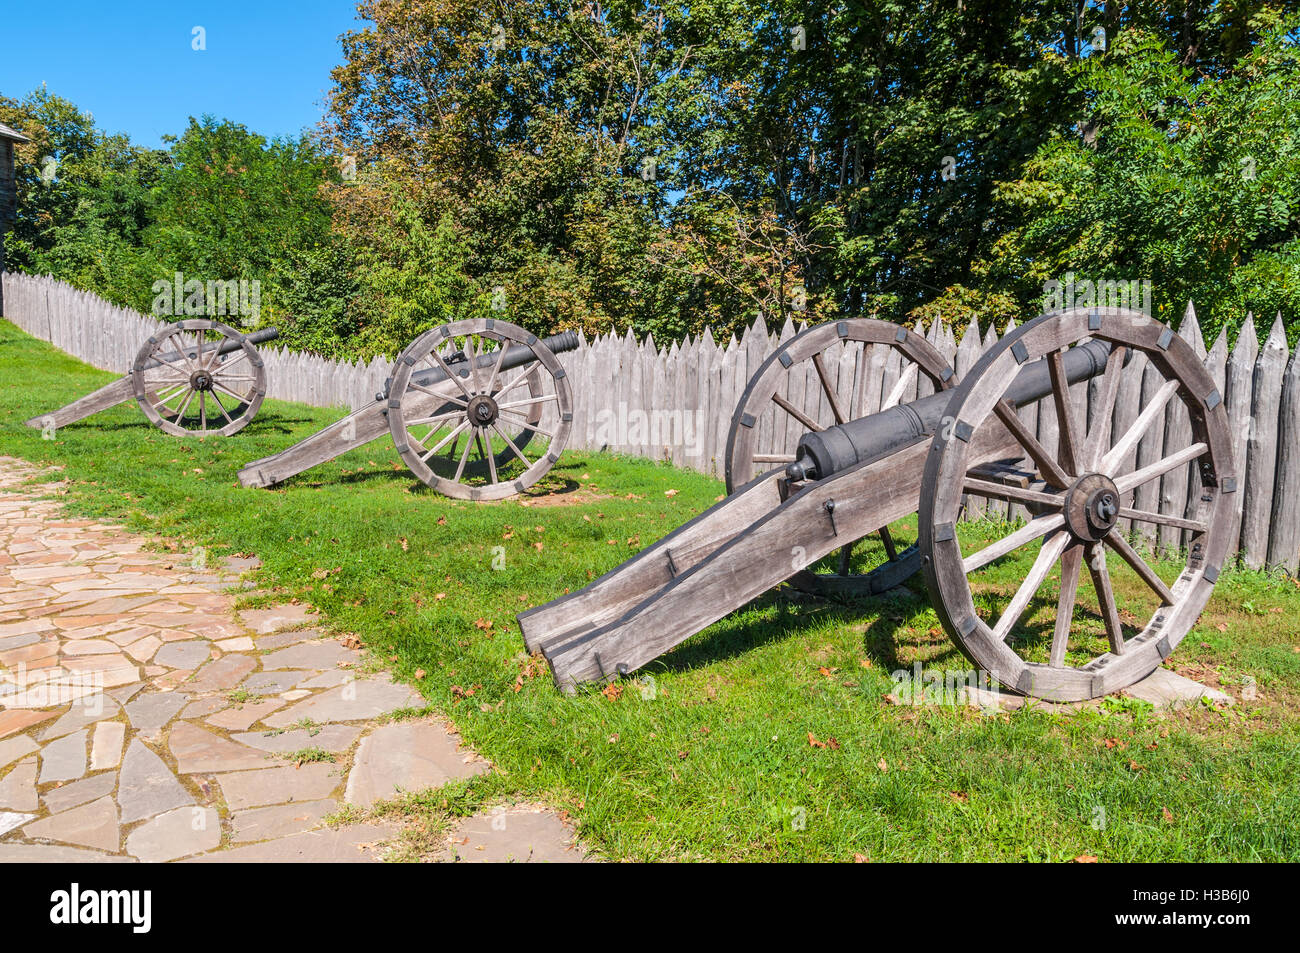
[25,319,278,437]
[518,308,1234,703]
[239,317,577,501]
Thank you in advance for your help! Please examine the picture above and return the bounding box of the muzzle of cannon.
[238,318,579,501]
[25,319,278,437]
[519,308,1235,703]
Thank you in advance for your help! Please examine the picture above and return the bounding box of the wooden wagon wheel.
[725,318,956,596]
[919,307,1235,702]
[131,319,267,437]
[387,318,574,501]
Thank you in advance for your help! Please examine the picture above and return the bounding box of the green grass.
[2,318,1299,861]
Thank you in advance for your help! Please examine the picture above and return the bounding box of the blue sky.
[0,0,363,145]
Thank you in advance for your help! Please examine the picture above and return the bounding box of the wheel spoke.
[466,337,484,395]
[211,390,235,425]
[1083,345,1127,470]
[1098,378,1179,474]
[408,382,469,406]
[405,410,463,428]
[1050,543,1084,667]
[175,388,196,422]
[836,541,853,576]
[1103,530,1176,605]
[752,453,798,464]
[486,339,510,393]
[212,381,251,406]
[1116,506,1207,534]
[1114,442,1207,494]
[493,365,537,401]
[497,393,559,412]
[479,430,499,484]
[992,531,1069,642]
[880,363,918,411]
[850,343,871,420]
[962,477,1066,510]
[993,400,1072,489]
[1084,544,1126,655]
[812,350,848,425]
[419,420,470,462]
[452,429,475,481]
[218,350,250,372]
[879,525,898,562]
[498,408,556,438]
[963,512,1065,574]
[151,383,189,407]
[1048,348,1084,475]
[428,347,475,400]
[772,393,823,432]
[491,422,532,469]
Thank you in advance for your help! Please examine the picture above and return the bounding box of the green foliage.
[986,21,1300,342]
[8,4,1300,353]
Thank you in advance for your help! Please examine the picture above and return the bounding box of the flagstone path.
[0,457,585,863]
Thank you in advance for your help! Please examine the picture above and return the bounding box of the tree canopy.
[4,2,1300,358]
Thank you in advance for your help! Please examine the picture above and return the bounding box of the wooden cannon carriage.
[25,319,278,437]
[519,307,1234,703]
[238,318,577,501]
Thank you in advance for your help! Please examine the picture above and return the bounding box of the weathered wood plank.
[1242,315,1288,569]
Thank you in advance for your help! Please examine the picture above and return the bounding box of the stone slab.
[231,724,363,755]
[90,721,126,770]
[153,640,212,670]
[241,670,307,695]
[186,822,395,863]
[215,763,340,811]
[0,757,37,810]
[0,733,38,771]
[437,808,585,863]
[39,728,87,783]
[43,770,117,814]
[240,605,317,634]
[126,805,220,862]
[261,641,358,671]
[0,843,134,863]
[24,794,119,852]
[231,799,337,843]
[205,699,285,732]
[118,739,193,823]
[264,678,423,728]
[38,694,121,739]
[187,654,257,693]
[168,721,271,774]
[1124,668,1235,710]
[125,691,189,736]
[345,720,488,808]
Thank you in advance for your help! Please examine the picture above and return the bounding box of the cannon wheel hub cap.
[466,394,499,427]
[1064,472,1120,542]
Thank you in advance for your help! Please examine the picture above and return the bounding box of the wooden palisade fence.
[3,270,1298,572]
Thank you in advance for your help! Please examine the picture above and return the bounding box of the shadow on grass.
[645,579,950,678]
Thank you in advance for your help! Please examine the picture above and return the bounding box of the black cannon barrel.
[143,326,280,370]
[790,338,1117,481]
[407,329,580,391]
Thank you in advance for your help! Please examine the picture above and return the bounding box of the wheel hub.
[190,370,215,392]
[466,394,499,427]
[1064,473,1121,541]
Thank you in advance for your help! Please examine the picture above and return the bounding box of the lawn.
[2,317,1298,862]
